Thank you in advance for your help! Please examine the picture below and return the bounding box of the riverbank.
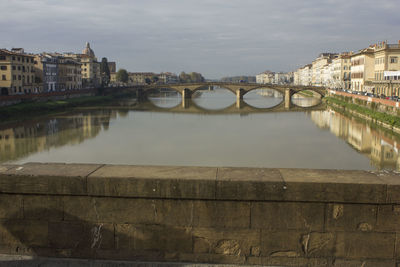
[325,95,400,134]
[0,93,135,123]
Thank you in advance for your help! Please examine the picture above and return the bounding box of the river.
[1,88,399,170]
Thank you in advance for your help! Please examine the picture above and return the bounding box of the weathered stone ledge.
[1,163,399,204]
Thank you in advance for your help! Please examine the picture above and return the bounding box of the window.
[390,57,398,64]
[13,75,16,80]
[0,56,5,60]
[0,66,6,70]
[12,66,16,70]
[2,75,6,80]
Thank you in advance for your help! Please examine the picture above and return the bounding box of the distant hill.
[220,76,256,83]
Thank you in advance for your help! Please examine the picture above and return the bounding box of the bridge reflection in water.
[144,88,325,115]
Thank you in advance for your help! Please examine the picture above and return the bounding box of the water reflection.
[192,87,236,110]
[310,109,400,170]
[0,110,117,163]
[292,93,322,107]
[1,94,398,171]
[148,91,181,108]
[244,89,283,108]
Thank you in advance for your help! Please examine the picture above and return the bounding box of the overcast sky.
[1,0,399,79]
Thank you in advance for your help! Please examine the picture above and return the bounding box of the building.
[108,62,116,73]
[312,53,338,86]
[34,54,58,92]
[295,64,312,86]
[373,41,400,96]
[64,42,101,88]
[0,48,40,95]
[350,47,375,92]
[331,53,352,90]
[128,72,156,85]
[256,71,275,84]
[159,72,178,84]
[58,56,82,90]
[34,53,82,92]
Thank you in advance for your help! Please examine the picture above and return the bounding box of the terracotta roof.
[0,49,35,58]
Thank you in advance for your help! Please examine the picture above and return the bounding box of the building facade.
[0,48,40,95]
[312,53,338,86]
[373,41,400,96]
[256,71,275,84]
[331,53,352,90]
[350,47,375,92]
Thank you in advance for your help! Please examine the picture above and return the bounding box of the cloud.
[1,0,399,78]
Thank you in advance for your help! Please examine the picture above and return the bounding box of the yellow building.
[373,41,400,96]
[58,57,82,90]
[64,42,100,88]
[128,72,156,85]
[0,48,40,95]
[350,47,375,92]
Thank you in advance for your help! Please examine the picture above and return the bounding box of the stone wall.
[1,163,400,266]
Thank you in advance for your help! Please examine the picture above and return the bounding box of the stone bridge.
[132,82,327,101]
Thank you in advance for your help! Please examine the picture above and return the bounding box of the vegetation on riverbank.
[0,94,133,122]
[325,96,400,128]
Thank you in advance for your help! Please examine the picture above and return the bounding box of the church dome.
[82,42,95,58]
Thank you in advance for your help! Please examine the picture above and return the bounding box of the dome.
[82,42,95,58]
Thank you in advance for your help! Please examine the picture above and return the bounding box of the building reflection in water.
[0,109,118,163]
[310,109,400,170]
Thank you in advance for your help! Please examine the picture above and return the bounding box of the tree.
[100,58,111,86]
[145,78,152,85]
[179,71,205,83]
[116,69,128,83]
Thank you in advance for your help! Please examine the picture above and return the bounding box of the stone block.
[279,169,386,203]
[63,197,157,224]
[326,203,377,232]
[0,194,22,219]
[23,195,63,221]
[333,259,396,267]
[372,171,400,204]
[192,228,260,257]
[260,230,304,257]
[48,221,114,251]
[376,205,400,232]
[251,202,324,231]
[88,165,217,199]
[192,201,250,228]
[216,167,285,201]
[0,220,48,248]
[261,230,335,258]
[0,165,14,173]
[179,253,246,265]
[133,225,192,253]
[335,232,395,259]
[1,163,101,195]
[153,200,194,227]
[261,256,330,267]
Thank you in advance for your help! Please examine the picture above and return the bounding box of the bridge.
[135,82,327,101]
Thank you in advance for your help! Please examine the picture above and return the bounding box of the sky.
[1,0,399,79]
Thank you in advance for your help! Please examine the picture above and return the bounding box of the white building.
[256,71,275,84]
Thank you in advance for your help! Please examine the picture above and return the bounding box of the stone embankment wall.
[1,163,400,266]
[329,90,400,116]
[0,89,96,106]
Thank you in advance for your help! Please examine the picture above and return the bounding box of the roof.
[0,49,35,58]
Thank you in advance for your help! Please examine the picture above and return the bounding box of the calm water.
[1,88,400,170]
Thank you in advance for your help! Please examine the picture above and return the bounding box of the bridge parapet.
[0,163,398,265]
